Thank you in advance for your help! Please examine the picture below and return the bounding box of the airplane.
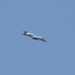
[22,31,47,42]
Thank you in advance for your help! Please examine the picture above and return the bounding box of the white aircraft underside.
[22,31,47,42]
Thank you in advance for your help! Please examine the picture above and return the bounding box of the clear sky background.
[0,0,75,75]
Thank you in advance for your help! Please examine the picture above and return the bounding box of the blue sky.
[0,0,75,75]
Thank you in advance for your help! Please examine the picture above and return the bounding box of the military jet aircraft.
[22,31,47,42]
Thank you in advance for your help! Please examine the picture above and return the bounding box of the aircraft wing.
[32,36,47,42]
[38,37,47,42]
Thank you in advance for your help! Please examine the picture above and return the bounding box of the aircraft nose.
[21,32,24,35]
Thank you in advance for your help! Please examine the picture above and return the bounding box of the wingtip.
[44,40,47,42]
